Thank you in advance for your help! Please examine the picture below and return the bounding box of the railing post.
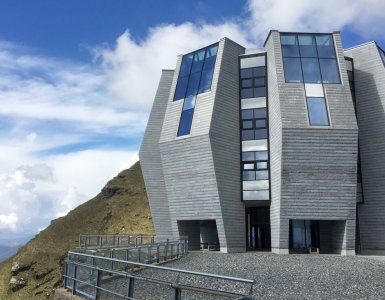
[64,262,68,288]
[173,287,182,300]
[95,269,101,299]
[72,265,77,295]
[138,247,141,263]
[156,245,160,263]
[148,246,151,263]
[125,249,128,262]
[110,249,114,270]
[127,276,135,298]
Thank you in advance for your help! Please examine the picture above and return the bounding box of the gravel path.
[100,251,385,299]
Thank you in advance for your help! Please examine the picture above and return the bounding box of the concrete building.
[139,31,385,255]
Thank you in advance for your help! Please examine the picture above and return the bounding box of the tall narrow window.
[175,43,219,137]
[306,97,330,126]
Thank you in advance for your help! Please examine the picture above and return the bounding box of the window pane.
[254,87,266,97]
[254,77,265,87]
[316,35,336,58]
[298,35,317,57]
[281,34,300,57]
[174,76,188,101]
[319,59,340,83]
[198,67,214,93]
[177,109,194,136]
[241,88,254,99]
[255,151,268,160]
[242,120,253,129]
[255,170,269,180]
[257,162,268,169]
[191,49,206,73]
[306,97,330,126]
[283,58,303,83]
[242,152,254,161]
[242,79,253,88]
[254,108,267,118]
[255,119,266,128]
[183,95,196,111]
[179,53,194,77]
[301,58,322,83]
[253,66,266,77]
[243,163,255,170]
[206,44,218,58]
[241,109,254,119]
[255,129,268,140]
[243,171,255,181]
[241,68,253,78]
[242,130,255,141]
[186,72,201,96]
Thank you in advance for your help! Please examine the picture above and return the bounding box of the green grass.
[0,161,154,299]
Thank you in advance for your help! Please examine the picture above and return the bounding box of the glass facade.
[281,34,340,84]
[175,43,219,137]
[239,54,270,201]
[306,97,330,126]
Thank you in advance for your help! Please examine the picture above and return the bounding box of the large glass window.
[281,33,340,84]
[240,66,266,99]
[175,43,219,136]
[306,97,330,126]
[283,58,303,83]
[319,59,340,83]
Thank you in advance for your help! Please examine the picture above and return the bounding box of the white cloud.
[0,213,18,232]
[246,0,385,43]
[0,150,138,236]
[95,22,253,110]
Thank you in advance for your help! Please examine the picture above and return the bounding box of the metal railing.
[73,239,188,265]
[78,234,156,249]
[64,249,254,299]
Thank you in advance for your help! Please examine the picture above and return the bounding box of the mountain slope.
[0,161,154,299]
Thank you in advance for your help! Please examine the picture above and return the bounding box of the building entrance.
[289,220,319,251]
[246,207,271,250]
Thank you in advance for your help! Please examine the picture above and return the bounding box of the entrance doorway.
[246,207,271,250]
[289,220,319,252]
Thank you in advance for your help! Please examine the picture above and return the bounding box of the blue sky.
[0,0,384,240]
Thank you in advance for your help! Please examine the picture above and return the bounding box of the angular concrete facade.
[140,31,385,255]
[345,42,385,254]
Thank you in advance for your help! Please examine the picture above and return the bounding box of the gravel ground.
[99,251,385,299]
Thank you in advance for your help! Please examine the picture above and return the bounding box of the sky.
[0,0,384,241]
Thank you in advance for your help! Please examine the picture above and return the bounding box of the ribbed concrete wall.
[210,38,246,252]
[265,31,358,254]
[157,38,246,252]
[345,42,385,254]
[265,31,284,252]
[139,70,174,241]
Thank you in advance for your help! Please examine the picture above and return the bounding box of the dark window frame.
[281,33,341,84]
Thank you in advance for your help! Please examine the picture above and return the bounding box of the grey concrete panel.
[266,31,358,253]
[345,42,385,252]
[210,38,246,252]
[139,70,174,241]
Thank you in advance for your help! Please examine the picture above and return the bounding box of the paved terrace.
[131,251,385,299]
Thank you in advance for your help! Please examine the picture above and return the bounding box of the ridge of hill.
[0,161,154,299]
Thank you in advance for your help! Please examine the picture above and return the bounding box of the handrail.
[67,250,254,284]
[64,260,251,299]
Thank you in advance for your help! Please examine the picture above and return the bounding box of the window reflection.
[281,33,340,84]
[306,97,330,126]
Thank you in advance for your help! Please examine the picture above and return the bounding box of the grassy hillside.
[0,161,154,299]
